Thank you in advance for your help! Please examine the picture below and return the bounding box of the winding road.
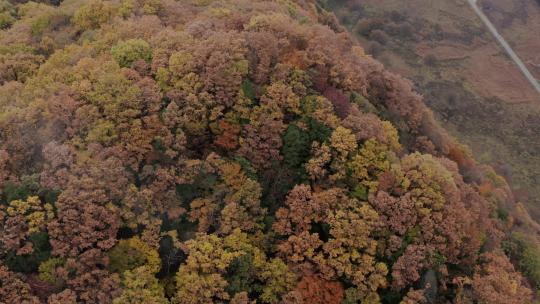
[467,0,540,97]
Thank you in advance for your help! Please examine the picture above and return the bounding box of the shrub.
[0,12,14,29]
[195,0,214,6]
[31,15,51,36]
[370,29,389,45]
[0,0,15,29]
[424,54,437,67]
[504,232,540,289]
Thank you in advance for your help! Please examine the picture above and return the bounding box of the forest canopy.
[0,0,537,303]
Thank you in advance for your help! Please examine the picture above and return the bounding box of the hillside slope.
[480,0,540,80]
[324,0,540,221]
[0,0,538,303]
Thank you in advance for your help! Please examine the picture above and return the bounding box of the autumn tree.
[174,229,296,304]
[0,196,54,255]
[72,0,113,30]
[274,185,388,302]
[471,252,533,304]
[113,266,168,304]
[111,39,153,68]
[292,274,344,304]
[186,156,266,235]
[0,265,40,303]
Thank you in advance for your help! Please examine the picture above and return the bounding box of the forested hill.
[0,0,538,303]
